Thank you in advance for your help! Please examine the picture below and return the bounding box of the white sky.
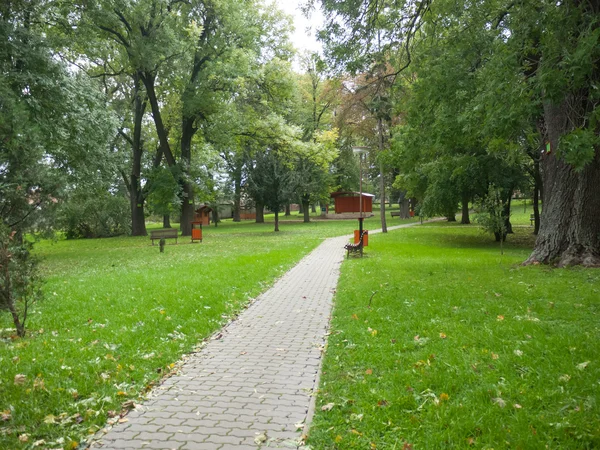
[272,0,324,64]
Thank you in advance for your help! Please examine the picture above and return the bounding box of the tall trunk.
[233,163,242,222]
[179,118,196,236]
[163,214,171,229]
[299,202,304,214]
[285,203,291,216]
[461,194,470,224]
[130,73,147,236]
[378,118,387,233]
[504,194,513,234]
[255,202,264,223]
[311,204,316,213]
[302,197,310,223]
[446,212,456,222]
[525,99,600,267]
[532,155,543,235]
[142,73,175,167]
[274,211,279,232]
[400,198,410,219]
[212,208,219,227]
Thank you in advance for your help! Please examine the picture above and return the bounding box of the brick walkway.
[91,223,420,450]
[91,235,349,450]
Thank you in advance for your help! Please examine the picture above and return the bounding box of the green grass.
[1,217,379,448]
[307,224,600,449]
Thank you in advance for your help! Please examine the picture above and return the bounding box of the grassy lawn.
[308,224,599,449]
[1,217,385,449]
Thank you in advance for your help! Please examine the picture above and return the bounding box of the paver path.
[92,222,420,450]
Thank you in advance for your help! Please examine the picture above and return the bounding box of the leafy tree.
[247,149,297,232]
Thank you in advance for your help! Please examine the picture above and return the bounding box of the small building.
[194,205,213,225]
[330,191,374,214]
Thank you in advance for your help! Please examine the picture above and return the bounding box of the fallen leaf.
[491,353,499,360]
[14,374,26,385]
[377,399,388,407]
[1,410,11,421]
[492,397,506,408]
[466,437,475,446]
[107,411,117,418]
[32,440,46,447]
[43,415,56,424]
[513,403,522,409]
[577,361,590,371]
[335,435,343,443]
[440,393,449,401]
[18,434,29,443]
[371,329,378,337]
[351,314,359,320]
[117,418,128,424]
[514,350,523,357]
[295,421,304,430]
[365,369,373,375]
[321,403,335,411]
[351,429,363,436]
[497,315,505,321]
[254,432,267,444]
[559,374,571,382]
[439,333,447,339]
[403,443,413,450]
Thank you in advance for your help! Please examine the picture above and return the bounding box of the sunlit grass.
[308,224,599,449]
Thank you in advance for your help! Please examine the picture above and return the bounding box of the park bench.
[344,231,367,258]
[150,229,178,245]
[530,214,535,226]
[391,211,401,218]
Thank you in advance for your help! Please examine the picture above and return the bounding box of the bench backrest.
[151,229,178,238]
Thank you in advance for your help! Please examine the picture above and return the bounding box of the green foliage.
[0,226,43,337]
[475,184,509,249]
[58,190,131,239]
[559,128,599,171]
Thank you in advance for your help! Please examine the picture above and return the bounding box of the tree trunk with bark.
[461,194,470,224]
[525,102,600,267]
[129,74,148,236]
[163,215,171,228]
[255,202,264,223]
[302,196,310,223]
[274,211,279,232]
[233,164,242,222]
[378,119,387,233]
[532,155,543,235]
[400,198,410,219]
[285,203,291,216]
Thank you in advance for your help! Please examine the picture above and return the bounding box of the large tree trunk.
[163,214,171,229]
[255,201,264,223]
[233,163,242,222]
[525,100,600,267]
[130,74,147,237]
[302,196,310,223]
[285,203,291,216]
[532,154,543,235]
[378,119,387,233]
[274,211,279,232]
[179,118,196,236]
[461,194,470,224]
[400,198,410,219]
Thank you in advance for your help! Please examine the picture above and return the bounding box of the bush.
[59,191,131,239]
[0,226,42,337]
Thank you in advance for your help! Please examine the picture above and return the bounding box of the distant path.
[91,221,424,449]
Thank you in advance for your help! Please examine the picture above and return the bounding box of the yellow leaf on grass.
[334,435,343,443]
[371,329,378,337]
[365,369,373,375]
[351,429,363,436]
[14,374,26,385]
[440,393,449,402]
[497,315,505,321]
[43,414,56,424]
[439,333,447,339]
[117,391,127,396]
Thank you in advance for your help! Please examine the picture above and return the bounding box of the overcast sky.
[272,0,324,61]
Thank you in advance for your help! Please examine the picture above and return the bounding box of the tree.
[1,0,115,335]
[247,149,297,232]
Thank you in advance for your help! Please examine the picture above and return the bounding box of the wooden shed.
[330,191,374,214]
[194,205,213,225]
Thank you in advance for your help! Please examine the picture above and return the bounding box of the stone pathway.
[91,222,421,450]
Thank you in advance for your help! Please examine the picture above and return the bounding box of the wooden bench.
[150,229,178,245]
[530,214,535,226]
[344,231,367,258]
[391,211,401,218]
